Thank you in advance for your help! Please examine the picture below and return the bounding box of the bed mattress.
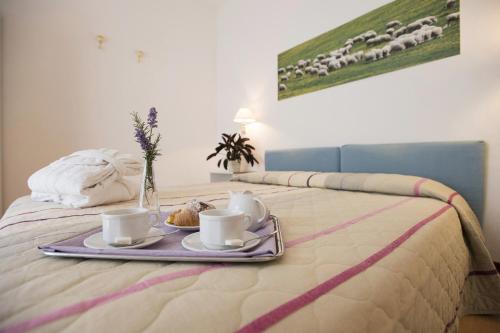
[0,172,499,333]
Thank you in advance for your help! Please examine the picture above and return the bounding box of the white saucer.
[83,229,165,250]
[164,220,199,231]
[181,231,261,253]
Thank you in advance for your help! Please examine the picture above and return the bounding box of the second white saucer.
[181,231,261,253]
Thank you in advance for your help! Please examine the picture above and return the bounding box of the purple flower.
[147,107,158,128]
[134,128,151,151]
[131,108,161,160]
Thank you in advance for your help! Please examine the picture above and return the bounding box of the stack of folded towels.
[28,149,143,208]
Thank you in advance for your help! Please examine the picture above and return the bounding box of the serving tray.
[40,215,284,263]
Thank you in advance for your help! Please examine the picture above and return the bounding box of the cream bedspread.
[0,172,499,333]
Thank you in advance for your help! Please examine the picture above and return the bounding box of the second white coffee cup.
[199,209,251,250]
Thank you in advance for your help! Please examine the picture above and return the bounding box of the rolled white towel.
[28,148,143,208]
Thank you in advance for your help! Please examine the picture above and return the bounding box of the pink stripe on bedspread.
[443,269,499,332]
[0,197,415,333]
[0,187,300,231]
[236,204,453,333]
[285,197,415,247]
[413,178,428,196]
[447,192,459,204]
[469,269,498,276]
[0,265,221,333]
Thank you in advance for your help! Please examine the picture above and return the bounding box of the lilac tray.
[39,215,284,263]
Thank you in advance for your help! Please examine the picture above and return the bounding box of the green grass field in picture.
[277,0,460,100]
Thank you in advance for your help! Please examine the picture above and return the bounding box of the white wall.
[216,0,500,259]
[0,0,220,210]
[0,17,3,213]
[2,0,500,259]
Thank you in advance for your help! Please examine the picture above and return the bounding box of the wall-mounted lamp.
[136,50,145,63]
[96,35,106,49]
[233,108,256,135]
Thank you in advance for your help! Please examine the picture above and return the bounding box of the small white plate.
[83,229,165,250]
[181,231,261,253]
[164,220,200,231]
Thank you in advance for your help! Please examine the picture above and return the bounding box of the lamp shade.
[233,108,256,124]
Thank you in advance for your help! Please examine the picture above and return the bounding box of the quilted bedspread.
[0,171,499,333]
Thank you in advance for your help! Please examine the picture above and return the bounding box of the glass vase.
[139,159,160,216]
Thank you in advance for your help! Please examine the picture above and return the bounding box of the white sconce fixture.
[96,35,106,49]
[233,108,256,134]
[136,50,145,63]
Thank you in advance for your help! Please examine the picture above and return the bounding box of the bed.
[1,141,499,333]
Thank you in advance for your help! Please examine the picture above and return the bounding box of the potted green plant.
[207,133,258,173]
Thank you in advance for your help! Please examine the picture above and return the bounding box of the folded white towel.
[28,149,143,208]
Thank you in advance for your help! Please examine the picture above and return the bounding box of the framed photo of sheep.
[277,0,460,100]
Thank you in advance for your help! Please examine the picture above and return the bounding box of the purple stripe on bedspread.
[236,204,453,333]
[0,208,64,222]
[157,186,282,201]
[0,213,102,231]
[1,190,267,224]
[444,275,468,333]
[306,173,318,187]
[0,197,420,333]
[443,269,499,332]
[447,192,459,204]
[469,269,498,276]
[0,187,300,231]
[285,197,415,247]
[413,178,428,196]
[287,172,299,186]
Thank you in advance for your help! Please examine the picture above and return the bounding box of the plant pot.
[228,160,241,174]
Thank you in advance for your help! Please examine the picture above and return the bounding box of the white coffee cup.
[199,209,251,250]
[101,208,159,245]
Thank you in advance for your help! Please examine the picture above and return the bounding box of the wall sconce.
[96,35,106,49]
[136,50,145,63]
[233,108,256,135]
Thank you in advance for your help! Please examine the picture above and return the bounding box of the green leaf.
[210,132,257,168]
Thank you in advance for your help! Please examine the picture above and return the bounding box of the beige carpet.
[459,315,500,333]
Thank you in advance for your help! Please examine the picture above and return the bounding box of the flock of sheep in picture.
[278,0,460,93]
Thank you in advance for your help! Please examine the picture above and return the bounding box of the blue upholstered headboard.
[265,141,486,223]
[264,147,340,172]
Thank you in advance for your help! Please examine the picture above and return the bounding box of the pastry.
[166,200,215,226]
[170,208,198,226]
[187,199,215,213]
